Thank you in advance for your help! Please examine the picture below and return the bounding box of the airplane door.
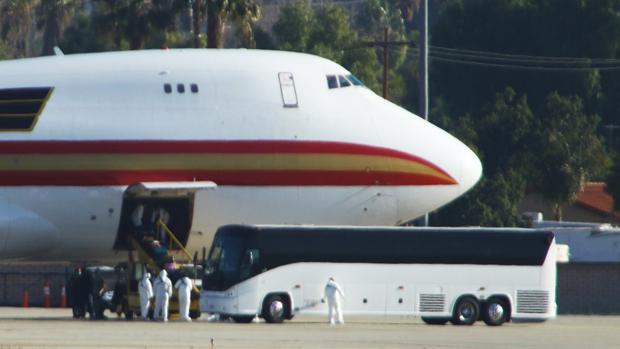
[278,72,298,108]
[113,181,216,250]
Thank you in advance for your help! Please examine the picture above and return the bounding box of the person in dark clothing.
[68,267,84,319]
[79,268,94,319]
[91,269,107,320]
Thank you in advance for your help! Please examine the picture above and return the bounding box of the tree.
[432,88,534,227]
[91,0,185,50]
[533,92,610,220]
[1,0,40,57]
[205,0,260,48]
[37,0,82,56]
[272,1,312,52]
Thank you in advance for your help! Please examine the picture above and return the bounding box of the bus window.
[338,75,351,87]
[239,249,260,280]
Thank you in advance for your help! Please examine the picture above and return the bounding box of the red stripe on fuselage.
[0,140,457,186]
[0,170,457,186]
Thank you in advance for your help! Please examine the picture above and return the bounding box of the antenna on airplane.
[53,47,64,56]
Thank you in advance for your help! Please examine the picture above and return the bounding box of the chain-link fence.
[0,265,71,307]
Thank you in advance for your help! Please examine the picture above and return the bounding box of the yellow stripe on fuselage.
[0,153,453,182]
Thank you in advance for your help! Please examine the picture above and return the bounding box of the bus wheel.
[189,310,201,320]
[262,295,288,323]
[421,317,449,325]
[232,315,255,323]
[451,296,479,325]
[482,297,509,326]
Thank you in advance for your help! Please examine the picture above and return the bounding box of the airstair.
[121,220,201,319]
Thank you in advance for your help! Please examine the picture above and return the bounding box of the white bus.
[200,225,557,326]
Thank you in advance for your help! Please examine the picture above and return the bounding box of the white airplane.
[0,49,482,262]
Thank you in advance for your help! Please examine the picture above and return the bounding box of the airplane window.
[164,83,172,93]
[190,84,199,93]
[177,83,185,93]
[338,75,351,87]
[326,75,338,89]
[347,74,364,86]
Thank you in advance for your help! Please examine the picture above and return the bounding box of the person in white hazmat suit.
[138,272,153,320]
[174,273,193,321]
[324,277,345,325]
[153,269,173,322]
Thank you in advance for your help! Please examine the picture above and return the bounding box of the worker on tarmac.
[324,277,345,325]
[153,269,173,322]
[138,272,153,320]
[174,272,193,322]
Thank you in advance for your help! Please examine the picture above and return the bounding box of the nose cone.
[458,144,483,195]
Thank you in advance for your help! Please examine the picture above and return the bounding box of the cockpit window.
[347,74,364,86]
[338,75,351,87]
[326,75,338,89]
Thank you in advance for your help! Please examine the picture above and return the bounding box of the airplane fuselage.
[0,49,482,262]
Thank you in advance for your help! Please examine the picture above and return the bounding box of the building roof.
[575,182,620,220]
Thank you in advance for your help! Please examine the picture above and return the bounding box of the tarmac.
[0,307,619,349]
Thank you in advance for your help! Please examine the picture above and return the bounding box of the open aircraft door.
[114,181,217,250]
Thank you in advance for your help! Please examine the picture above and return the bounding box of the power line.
[396,47,620,71]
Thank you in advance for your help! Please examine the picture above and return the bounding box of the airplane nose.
[458,145,483,194]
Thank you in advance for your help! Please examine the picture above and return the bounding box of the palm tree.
[37,0,83,56]
[92,0,184,50]
[1,0,40,57]
[206,0,260,48]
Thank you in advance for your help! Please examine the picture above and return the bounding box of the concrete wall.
[557,263,620,314]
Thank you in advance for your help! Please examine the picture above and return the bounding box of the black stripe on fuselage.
[0,116,36,129]
[0,87,51,101]
[0,87,52,130]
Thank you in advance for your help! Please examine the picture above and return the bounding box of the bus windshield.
[203,234,246,290]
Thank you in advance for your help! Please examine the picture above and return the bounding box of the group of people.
[67,267,107,320]
[138,269,194,322]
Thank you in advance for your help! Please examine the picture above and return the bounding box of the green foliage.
[0,40,10,59]
[433,88,534,226]
[1,0,40,57]
[205,0,260,48]
[272,1,313,52]
[532,92,610,219]
[89,0,186,50]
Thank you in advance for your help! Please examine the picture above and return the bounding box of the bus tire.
[421,317,449,325]
[262,294,288,323]
[482,297,509,326]
[189,310,201,320]
[451,296,479,325]
[232,315,255,323]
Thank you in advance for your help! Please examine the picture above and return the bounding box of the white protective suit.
[153,270,173,321]
[138,272,153,320]
[324,278,345,325]
[174,276,193,321]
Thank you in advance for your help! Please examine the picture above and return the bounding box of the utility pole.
[419,0,428,121]
[357,28,414,100]
[419,0,429,226]
[191,0,202,48]
[382,27,389,99]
